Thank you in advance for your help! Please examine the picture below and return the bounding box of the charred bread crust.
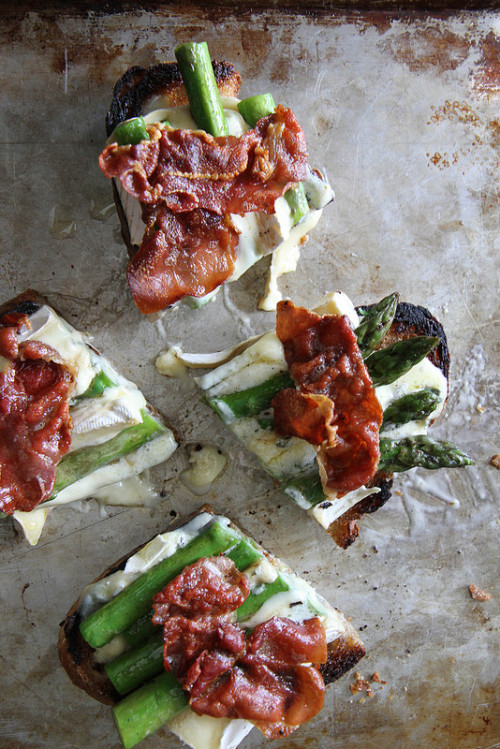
[105,61,242,136]
[328,301,449,548]
[0,289,46,320]
[58,505,364,706]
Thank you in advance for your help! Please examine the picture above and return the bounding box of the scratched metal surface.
[0,7,499,749]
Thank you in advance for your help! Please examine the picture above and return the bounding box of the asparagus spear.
[355,292,399,357]
[381,388,441,431]
[207,371,294,422]
[237,93,276,127]
[76,370,117,400]
[174,42,228,136]
[113,671,188,749]
[112,116,150,146]
[285,181,309,225]
[366,336,440,387]
[378,435,473,473]
[236,91,309,225]
[51,410,164,497]
[80,521,240,648]
[282,471,326,509]
[106,630,165,695]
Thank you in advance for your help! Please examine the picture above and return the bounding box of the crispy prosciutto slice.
[0,313,74,513]
[272,301,383,497]
[152,556,327,737]
[99,106,307,215]
[127,208,239,313]
[99,106,308,312]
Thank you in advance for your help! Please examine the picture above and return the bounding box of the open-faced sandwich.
[59,505,365,749]
[0,290,177,544]
[100,41,333,315]
[157,292,472,547]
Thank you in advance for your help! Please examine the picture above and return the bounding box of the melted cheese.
[116,102,333,311]
[180,445,227,495]
[194,292,447,529]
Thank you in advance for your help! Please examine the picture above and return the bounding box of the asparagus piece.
[51,410,164,497]
[106,630,164,695]
[80,521,240,648]
[236,574,289,622]
[120,536,263,648]
[76,370,117,400]
[379,435,473,473]
[366,336,440,387]
[355,292,399,357]
[381,388,441,431]
[282,471,326,509]
[113,671,188,749]
[174,42,228,136]
[122,610,158,649]
[207,371,294,422]
[112,116,150,146]
[237,93,276,127]
[236,92,308,225]
[285,181,309,225]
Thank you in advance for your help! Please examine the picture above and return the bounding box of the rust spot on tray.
[382,24,471,73]
[472,31,500,98]
[426,99,500,181]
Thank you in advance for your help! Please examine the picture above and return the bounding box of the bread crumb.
[490,454,500,469]
[371,672,387,684]
[469,584,492,601]
[350,673,374,697]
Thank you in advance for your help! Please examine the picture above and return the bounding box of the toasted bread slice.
[0,290,177,544]
[58,505,365,732]
[179,293,462,547]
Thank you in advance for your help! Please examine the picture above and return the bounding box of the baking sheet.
[0,6,499,749]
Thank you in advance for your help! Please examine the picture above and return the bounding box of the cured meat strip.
[127,208,239,313]
[100,106,308,216]
[272,301,382,496]
[0,314,74,513]
[152,556,327,737]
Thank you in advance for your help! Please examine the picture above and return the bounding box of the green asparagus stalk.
[282,471,326,509]
[174,42,228,136]
[80,521,240,648]
[236,574,289,622]
[236,92,309,225]
[113,671,188,749]
[378,435,473,473]
[106,630,165,695]
[122,610,158,649]
[51,410,164,497]
[285,181,309,225]
[355,292,399,357]
[381,388,441,431]
[207,371,294,422]
[112,116,150,146]
[237,93,276,127]
[120,536,263,649]
[366,336,440,387]
[76,370,117,400]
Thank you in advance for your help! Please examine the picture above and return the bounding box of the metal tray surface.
[0,7,498,749]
